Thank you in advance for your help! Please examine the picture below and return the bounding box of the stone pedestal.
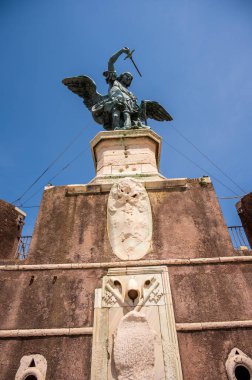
[2,125,248,380]
[89,129,165,184]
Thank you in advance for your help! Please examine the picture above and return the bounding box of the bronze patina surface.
[62,47,172,131]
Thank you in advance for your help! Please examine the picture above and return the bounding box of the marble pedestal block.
[89,129,165,184]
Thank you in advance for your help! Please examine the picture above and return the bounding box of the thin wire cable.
[238,228,247,247]
[21,206,40,208]
[171,125,247,194]
[230,227,239,248]
[20,148,86,207]
[12,128,85,205]
[218,195,244,200]
[17,130,245,205]
[162,137,242,196]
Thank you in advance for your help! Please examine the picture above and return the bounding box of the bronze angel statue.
[62,47,172,130]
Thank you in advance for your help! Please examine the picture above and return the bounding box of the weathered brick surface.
[237,192,252,248]
[0,199,25,262]
[169,263,252,323]
[0,336,92,380]
[1,179,249,379]
[177,329,252,380]
[0,269,105,330]
[27,181,233,264]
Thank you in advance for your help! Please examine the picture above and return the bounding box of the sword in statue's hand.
[124,49,142,77]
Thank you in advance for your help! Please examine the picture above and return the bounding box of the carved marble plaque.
[107,178,152,260]
[91,266,183,380]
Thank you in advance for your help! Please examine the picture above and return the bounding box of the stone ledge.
[1,255,252,270]
[0,327,93,337]
[176,320,252,331]
[3,321,252,337]
[65,178,189,195]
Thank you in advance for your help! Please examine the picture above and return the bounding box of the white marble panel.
[107,178,152,260]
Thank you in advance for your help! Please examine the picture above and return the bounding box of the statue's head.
[118,72,133,87]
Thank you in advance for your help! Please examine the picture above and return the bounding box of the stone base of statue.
[89,128,165,184]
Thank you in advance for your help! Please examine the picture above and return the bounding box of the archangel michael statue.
[62,47,172,131]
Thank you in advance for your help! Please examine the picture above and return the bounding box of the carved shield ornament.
[107,178,152,260]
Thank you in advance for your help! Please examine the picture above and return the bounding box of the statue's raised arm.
[103,47,130,86]
[62,47,173,131]
[108,47,130,72]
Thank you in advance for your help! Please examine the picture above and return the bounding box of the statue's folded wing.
[141,100,173,122]
[62,76,104,111]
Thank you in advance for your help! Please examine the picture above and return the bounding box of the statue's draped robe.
[62,69,173,130]
[109,80,139,115]
[92,78,139,129]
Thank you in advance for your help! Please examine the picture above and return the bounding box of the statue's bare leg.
[123,112,131,129]
[112,109,121,130]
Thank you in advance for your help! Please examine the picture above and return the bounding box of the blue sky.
[0,0,252,236]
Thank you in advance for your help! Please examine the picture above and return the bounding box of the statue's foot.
[114,126,131,130]
[131,121,151,129]
[114,122,150,131]
[139,124,151,129]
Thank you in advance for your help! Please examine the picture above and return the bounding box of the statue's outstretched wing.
[140,100,173,122]
[62,76,104,110]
